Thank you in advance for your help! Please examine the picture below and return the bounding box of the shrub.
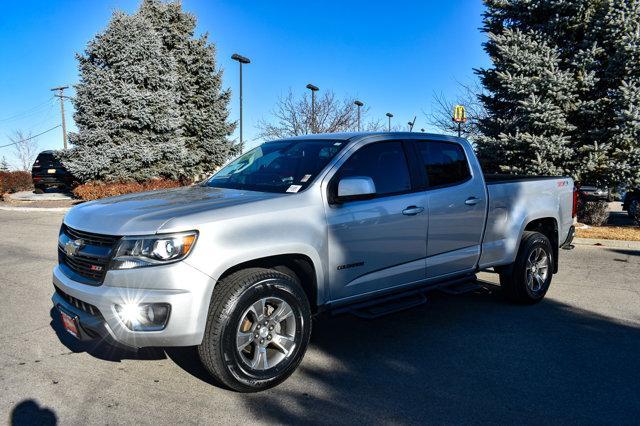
[0,171,33,195]
[72,179,188,201]
[578,200,609,226]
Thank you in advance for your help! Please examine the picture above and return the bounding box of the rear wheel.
[499,231,553,304]
[33,186,45,194]
[198,268,311,392]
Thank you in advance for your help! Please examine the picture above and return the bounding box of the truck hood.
[64,185,284,236]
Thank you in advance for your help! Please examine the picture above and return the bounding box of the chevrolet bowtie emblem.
[64,239,84,257]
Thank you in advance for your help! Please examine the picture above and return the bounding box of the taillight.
[572,185,578,218]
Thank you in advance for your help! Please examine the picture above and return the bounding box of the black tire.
[197,268,312,392]
[34,186,45,194]
[499,231,553,304]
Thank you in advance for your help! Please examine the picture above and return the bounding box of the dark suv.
[31,151,75,193]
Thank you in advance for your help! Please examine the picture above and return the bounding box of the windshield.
[205,139,346,193]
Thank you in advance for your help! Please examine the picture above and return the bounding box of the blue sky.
[0,0,489,167]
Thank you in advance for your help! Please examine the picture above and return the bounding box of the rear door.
[413,140,486,278]
[324,140,428,302]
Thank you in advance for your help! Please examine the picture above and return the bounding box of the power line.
[0,98,55,123]
[0,125,61,149]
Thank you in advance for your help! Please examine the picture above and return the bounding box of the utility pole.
[386,112,393,132]
[354,100,363,132]
[306,84,319,133]
[231,54,251,146]
[51,86,69,149]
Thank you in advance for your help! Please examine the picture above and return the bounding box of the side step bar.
[438,279,488,295]
[348,291,428,319]
[333,273,484,319]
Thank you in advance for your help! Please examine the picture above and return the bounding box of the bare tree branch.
[10,130,39,171]
[257,89,382,140]
[426,80,487,140]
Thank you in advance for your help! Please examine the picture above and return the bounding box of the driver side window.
[338,142,411,196]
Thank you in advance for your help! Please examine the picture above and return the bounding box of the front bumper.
[51,261,216,348]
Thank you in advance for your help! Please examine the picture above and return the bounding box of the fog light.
[115,303,170,331]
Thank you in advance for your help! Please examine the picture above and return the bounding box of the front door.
[413,140,486,278]
[324,141,428,302]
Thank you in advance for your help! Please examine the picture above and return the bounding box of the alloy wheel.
[235,297,297,370]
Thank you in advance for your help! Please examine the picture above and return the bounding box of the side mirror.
[336,176,376,202]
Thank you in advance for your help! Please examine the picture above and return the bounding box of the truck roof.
[277,131,468,143]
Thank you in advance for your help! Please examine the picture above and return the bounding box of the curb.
[0,206,70,212]
[573,237,640,250]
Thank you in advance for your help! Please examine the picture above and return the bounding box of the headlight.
[111,231,198,270]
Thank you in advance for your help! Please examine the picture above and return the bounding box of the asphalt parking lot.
[1,210,639,425]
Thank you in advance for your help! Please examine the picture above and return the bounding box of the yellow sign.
[453,105,467,123]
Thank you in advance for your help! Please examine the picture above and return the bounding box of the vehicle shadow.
[232,283,640,424]
[48,284,640,423]
[49,308,166,362]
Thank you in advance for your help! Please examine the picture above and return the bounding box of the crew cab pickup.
[52,133,576,391]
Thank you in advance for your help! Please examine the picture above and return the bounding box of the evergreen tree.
[476,27,577,175]
[0,156,9,171]
[601,0,640,186]
[63,0,237,182]
[477,0,640,187]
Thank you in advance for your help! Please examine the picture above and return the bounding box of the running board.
[327,273,480,319]
[438,278,487,295]
[347,291,428,319]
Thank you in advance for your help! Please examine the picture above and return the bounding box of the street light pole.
[231,53,251,146]
[386,112,393,132]
[354,100,363,132]
[50,86,69,149]
[408,116,416,132]
[306,84,319,133]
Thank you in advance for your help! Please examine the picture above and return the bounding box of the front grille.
[58,225,120,285]
[54,286,102,318]
[62,224,120,247]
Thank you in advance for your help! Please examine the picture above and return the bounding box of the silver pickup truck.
[52,132,576,391]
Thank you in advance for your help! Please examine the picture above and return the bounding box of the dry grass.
[576,225,640,241]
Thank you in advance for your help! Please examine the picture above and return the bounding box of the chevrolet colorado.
[52,132,576,392]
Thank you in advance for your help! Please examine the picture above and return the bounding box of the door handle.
[402,206,424,216]
[465,197,479,206]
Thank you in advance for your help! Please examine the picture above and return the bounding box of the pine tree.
[477,0,640,187]
[601,0,640,186]
[0,156,9,171]
[63,0,237,182]
[138,0,238,176]
[476,27,577,175]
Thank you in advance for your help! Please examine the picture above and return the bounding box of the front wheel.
[198,268,311,392]
[499,231,553,304]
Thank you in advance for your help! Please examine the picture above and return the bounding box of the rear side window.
[416,141,471,187]
[338,142,411,196]
[33,153,62,168]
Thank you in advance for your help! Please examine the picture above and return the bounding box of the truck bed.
[478,174,574,270]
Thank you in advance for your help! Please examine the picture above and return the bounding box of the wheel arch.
[523,217,559,273]
[215,254,320,313]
